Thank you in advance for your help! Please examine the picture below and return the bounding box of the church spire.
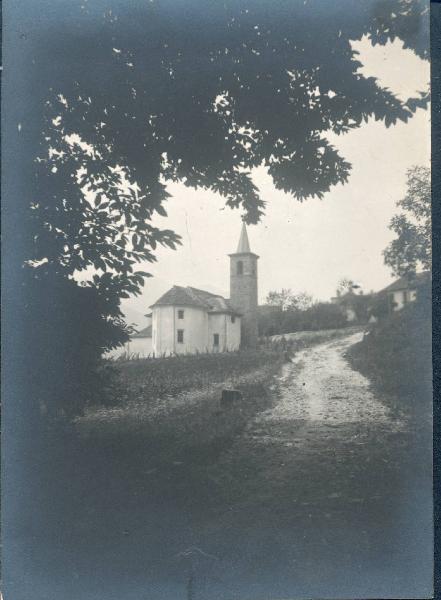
[236,222,251,253]
[229,222,259,348]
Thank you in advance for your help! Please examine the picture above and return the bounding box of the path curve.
[203,331,432,598]
[257,331,402,435]
[214,331,407,506]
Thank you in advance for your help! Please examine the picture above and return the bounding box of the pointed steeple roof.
[237,222,251,253]
[229,222,259,258]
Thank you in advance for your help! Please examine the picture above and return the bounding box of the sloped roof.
[229,223,259,258]
[381,271,431,293]
[187,287,220,303]
[150,285,208,308]
[132,324,152,338]
[151,285,241,315]
[189,288,242,315]
[237,222,251,253]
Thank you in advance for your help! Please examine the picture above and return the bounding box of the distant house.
[105,314,153,359]
[331,289,373,323]
[331,291,358,322]
[380,271,431,312]
[128,322,153,356]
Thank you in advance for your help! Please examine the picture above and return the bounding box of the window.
[178,309,184,319]
[213,333,219,347]
[237,260,243,275]
[231,316,236,323]
[177,329,184,343]
[388,293,396,312]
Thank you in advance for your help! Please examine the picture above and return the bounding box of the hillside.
[348,291,432,421]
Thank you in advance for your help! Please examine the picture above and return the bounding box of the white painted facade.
[125,336,153,357]
[388,288,417,311]
[345,307,357,322]
[105,315,153,359]
[152,305,241,356]
[208,312,241,352]
[105,336,153,359]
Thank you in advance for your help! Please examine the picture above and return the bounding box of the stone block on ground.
[221,389,243,407]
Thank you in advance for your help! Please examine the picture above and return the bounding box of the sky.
[121,36,430,328]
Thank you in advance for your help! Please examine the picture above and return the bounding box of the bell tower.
[229,223,259,348]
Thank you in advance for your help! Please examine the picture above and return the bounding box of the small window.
[237,260,243,275]
[231,316,236,323]
[177,329,184,343]
[178,309,184,319]
[213,333,219,347]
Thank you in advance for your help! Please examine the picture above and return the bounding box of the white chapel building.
[150,223,259,355]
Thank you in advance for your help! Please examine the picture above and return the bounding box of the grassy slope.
[269,325,362,344]
[347,301,432,422]
[115,348,281,400]
[79,328,359,470]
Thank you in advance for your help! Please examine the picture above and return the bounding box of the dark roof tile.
[151,285,241,315]
[381,271,431,293]
[150,285,208,308]
[132,324,152,338]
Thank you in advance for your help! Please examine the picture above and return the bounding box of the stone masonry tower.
[229,223,259,348]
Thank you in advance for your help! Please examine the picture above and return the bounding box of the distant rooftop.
[132,324,152,338]
[381,271,431,293]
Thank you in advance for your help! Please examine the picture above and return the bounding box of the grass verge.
[347,301,431,426]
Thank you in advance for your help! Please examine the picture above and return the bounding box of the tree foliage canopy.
[383,165,431,276]
[336,278,361,295]
[259,300,348,336]
[266,289,314,311]
[24,0,429,298]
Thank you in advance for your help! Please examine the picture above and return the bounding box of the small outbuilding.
[127,323,153,356]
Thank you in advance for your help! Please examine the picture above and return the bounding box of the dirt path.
[12,333,432,600]
[251,331,401,443]
[210,332,406,501]
[194,332,432,599]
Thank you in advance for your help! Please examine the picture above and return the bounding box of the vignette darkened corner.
[1,1,433,599]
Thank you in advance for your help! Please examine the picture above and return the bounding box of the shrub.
[19,270,131,422]
[258,302,347,336]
